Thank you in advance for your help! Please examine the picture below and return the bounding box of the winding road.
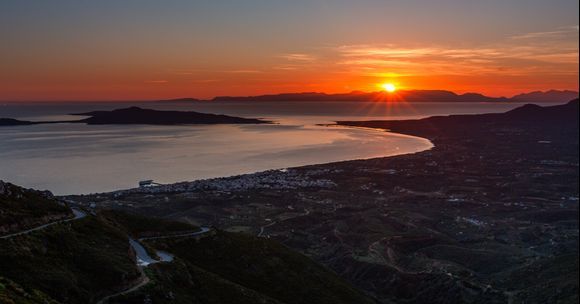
[97,226,212,303]
[129,227,211,266]
[138,227,211,241]
[0,208,87,239]
[0,205,211,304]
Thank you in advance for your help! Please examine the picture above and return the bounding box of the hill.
[151,231,374,304]
[0,181,72,236]
[0,118,36,126]
[73,107,269,125]
[0,183,376,303]
[0,107,269,127]
[512,90,579,103]
[0,215,142,303]
[0,276,59,304]
[337,99,579,139]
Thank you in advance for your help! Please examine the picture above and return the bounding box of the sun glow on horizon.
[381,83,397,93]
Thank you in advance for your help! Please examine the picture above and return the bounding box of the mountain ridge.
[160,89,578,103]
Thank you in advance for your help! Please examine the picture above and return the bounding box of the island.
[0,106,269,126]
[0,118,36,126]
[71,106,269,125]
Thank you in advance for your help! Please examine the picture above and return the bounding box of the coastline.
[65,124,434,196]
[69,101,579,303]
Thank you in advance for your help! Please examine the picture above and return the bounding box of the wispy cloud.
[226,70,263,74]
[334,26,578,78]
[144,80,169,84]
[509,25,578,40]
[278,53,317,62]
[191,79,220,84]
[273,65,300,71]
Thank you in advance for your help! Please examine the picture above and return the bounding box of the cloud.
[226,70,263,74]
[191,79,220,84]
[144,80,169,84]
[274,66,300,71]
[333,27,578,78]
[509,25,579,40]
[278,53,316,62]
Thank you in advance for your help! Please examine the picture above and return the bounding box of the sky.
[0,0,578,101]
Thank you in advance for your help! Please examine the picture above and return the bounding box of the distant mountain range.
[162,89,578,103]
[510,90,579,103]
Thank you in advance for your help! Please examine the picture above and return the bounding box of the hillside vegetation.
[164,231,375,304]
[0,183,375,303]
[0,181,71,236]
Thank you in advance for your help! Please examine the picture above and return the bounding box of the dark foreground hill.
[338,99,579,139]
[110,230,375,304]
[0,181,72,236]
[74,100,579,303]
[0,181,374,303]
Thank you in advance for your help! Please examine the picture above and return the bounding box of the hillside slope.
[0,184,376,303]
[0,181,72,237]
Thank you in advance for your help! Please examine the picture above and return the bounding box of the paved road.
[130,227,211,266]
[138,227,211,241]
[0,208,87,239]
[97,227,212,303]
[129,238,175,266]
[96,268,150,304]
[1,208,211,304]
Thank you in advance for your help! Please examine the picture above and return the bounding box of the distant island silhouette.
[160,89,578,103]
[0,107,269,127]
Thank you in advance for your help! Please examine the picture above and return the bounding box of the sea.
[0,101,556,194]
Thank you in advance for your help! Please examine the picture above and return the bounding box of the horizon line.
[1,88,578,104]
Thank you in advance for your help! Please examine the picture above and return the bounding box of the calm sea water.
[0,101,555,194]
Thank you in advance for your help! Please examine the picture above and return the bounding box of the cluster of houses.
[116,169,337,195]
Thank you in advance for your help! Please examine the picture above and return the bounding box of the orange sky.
[0,1,578,101]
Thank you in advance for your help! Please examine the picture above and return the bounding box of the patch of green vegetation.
[0,217,140,304]
[99,210,198,238]
[149,231,375,304]
[110,260,284,304]
[0,181,71,235]
[501,254,579,303]
[419,245,517,275]
[0,277,60,304]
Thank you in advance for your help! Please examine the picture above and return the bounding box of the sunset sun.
[382,83,397,93]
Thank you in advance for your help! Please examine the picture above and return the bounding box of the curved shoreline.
[67,124,434,195]
[55,101,580,304]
